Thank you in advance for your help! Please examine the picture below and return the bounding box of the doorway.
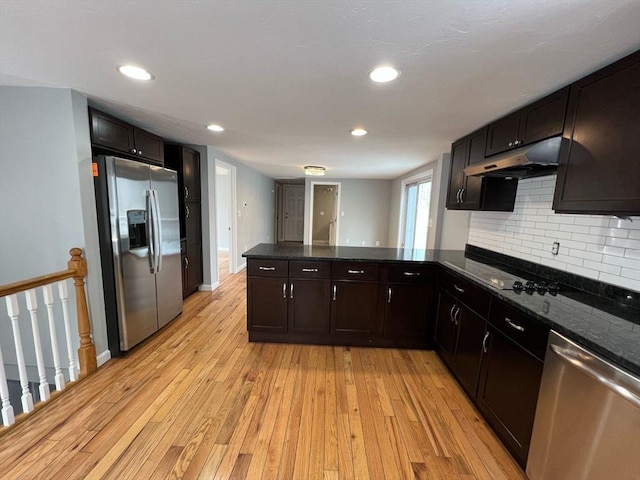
[215,160,237,280]
[401,176,432,249]
[275,181,305,243]
[309,182,340,246]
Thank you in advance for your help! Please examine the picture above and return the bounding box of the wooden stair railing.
[0,248,97,429]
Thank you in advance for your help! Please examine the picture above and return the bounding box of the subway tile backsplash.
[468,175,640,292]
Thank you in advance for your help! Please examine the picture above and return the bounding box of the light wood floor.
[0,271,526,480]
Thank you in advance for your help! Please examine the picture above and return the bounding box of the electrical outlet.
[346,238,349,244]
[375,240,380,246]
[552,241,560,255]
[361,241,365,245]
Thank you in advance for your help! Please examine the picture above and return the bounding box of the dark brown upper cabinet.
[447,127,518,211]
[485,87,569,157]
[553,50,640,215]
[89,108,164,165]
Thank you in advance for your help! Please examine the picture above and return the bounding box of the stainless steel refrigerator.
[94,156,182,354]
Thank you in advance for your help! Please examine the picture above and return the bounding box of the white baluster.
[24,289,50,402]
[57,280,78,381]
[0,344,16,427]
[43,284,65,391]
[5,295,34,413]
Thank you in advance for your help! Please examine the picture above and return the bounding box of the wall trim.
[199,282,220,292]
[237,262,247,272]
[96,350,111,368]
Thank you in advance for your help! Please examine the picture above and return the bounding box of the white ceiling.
[1,1,639,180]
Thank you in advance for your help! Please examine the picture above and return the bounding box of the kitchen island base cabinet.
[331,281,379,335]
[384,283,432,339]
[247,276,287,333]
[288,278,331,334]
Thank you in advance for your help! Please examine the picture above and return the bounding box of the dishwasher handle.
[550,344,640,409]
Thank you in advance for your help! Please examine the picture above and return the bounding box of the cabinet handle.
[508,142,513,147]
[185,205,190,218]
[456,189,462,204]
[514,140,521,145]
[259,266,275,271]
[450,304,456,323]
[290,283,294,299]
[505,317,525,332]
[139,150,143,155]
[347,269,364,274]
[184,257,189,268]
[283,283,287,299]
[453,307,460,326]
[302,268,318,272]
[403,271,420,276]
[460,188,465,203]
[482,332,490,353]
[453,284,465,294]
[185,186,189,198]
[388,287,392,303]
[131,148,137,154]
[333,285,337,301]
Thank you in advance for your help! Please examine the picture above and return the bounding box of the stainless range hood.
[464,136,563,178]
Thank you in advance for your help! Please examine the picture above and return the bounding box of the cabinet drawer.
[388,264,436,283]
[332,262,379,281]
[440,270,490,317]
[489,300,550,361]
[289,260,331,279]
[247,259,288,277]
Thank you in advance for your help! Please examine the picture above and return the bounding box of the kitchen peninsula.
[244,243,640,376]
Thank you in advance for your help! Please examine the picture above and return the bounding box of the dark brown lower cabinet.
[477,323,545,468]
[288,278,331,334]
[247,276,288,333]
[331,280,379,334]
[384,282,433,340]
[434,290,486,398]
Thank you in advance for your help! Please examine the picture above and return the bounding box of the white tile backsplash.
[468,175,640,292]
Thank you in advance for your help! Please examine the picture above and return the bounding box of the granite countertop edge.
[243,244,640,376]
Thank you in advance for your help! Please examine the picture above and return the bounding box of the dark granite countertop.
[243,243,640,376]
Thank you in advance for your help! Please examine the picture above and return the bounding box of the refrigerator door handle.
[146,189,156,273]
[152,189,163,272]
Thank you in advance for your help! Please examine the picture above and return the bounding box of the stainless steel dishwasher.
[527,330,640,480]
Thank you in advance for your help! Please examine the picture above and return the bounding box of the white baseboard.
[235,262,247,273]
[199,282,219,292]
[96,350,111,367]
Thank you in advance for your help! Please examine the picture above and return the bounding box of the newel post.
[68,248,97,377]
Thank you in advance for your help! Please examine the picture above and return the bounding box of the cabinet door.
[384,283,432,339]
[434,291,458,366]
[288,279,331,334]
[247,276,288,332]
[485,111,520,156]
[184,203,201,247]
[453,305,486,398]
[518,87,568,146]
[553,52,640,214]
[331,281,378,334]
[477,325,544,467]
[460,128,486,209]
[182,148,201,202]
[184,243,202,297]
[133,127,164,165]
[89,109,134,154]
[446,138,468,208]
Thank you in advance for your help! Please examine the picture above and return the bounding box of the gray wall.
[304,178,392,247]
[216,169,230,250]
[204,147,275,272]
[0,86,108,374]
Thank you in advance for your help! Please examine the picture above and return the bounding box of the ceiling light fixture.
[206,124,225,132]
[351,128,368,137]
[116,64,154,81]
[369,65,400,83]
[304,166,326,176]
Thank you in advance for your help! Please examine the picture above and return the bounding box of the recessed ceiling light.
[369,65,400,83]
[351,128,368,137]
[116,64,154,81]
[207,124,225,132]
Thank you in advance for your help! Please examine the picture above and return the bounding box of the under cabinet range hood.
[464,136,563,178]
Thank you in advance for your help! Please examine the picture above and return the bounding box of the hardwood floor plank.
[0,272,527,480]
